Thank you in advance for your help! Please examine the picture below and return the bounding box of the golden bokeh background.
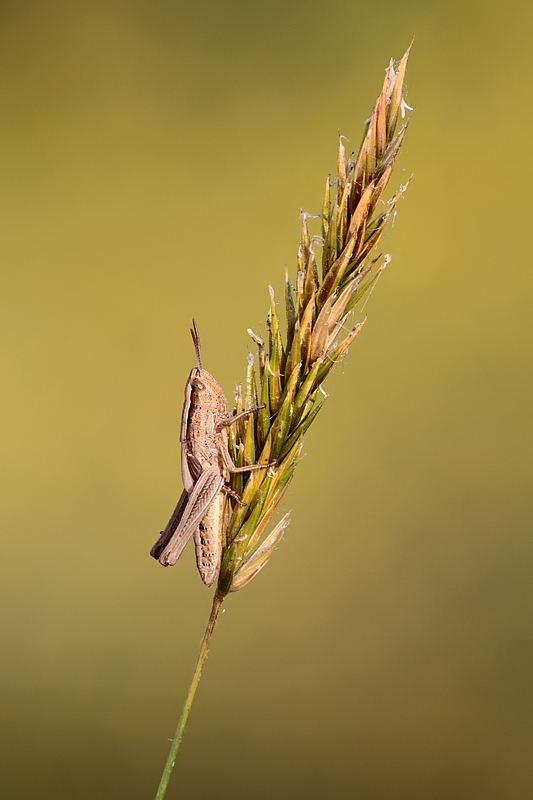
[2,1,532,798]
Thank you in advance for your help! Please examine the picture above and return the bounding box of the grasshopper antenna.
[190,319,202,370]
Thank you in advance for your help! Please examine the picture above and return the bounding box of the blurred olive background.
[1,1,532,798]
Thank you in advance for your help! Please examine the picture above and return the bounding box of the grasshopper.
[150,320,273,586]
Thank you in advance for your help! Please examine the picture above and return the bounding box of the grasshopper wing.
[150,488,190,560]
[156,466,224,567]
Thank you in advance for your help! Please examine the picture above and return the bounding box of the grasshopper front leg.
[216,405,266,430]
[218,404,276,474]
[220,444,276,474]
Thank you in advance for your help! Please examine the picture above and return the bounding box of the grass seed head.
[219,47,412,595]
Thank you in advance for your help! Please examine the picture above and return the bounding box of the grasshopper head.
[189,367,225,409]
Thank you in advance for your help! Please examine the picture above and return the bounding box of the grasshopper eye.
[191,378,205,391]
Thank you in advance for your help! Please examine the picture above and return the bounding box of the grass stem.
[154,592,224,799]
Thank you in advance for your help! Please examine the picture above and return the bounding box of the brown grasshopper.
[150,320,273,586]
